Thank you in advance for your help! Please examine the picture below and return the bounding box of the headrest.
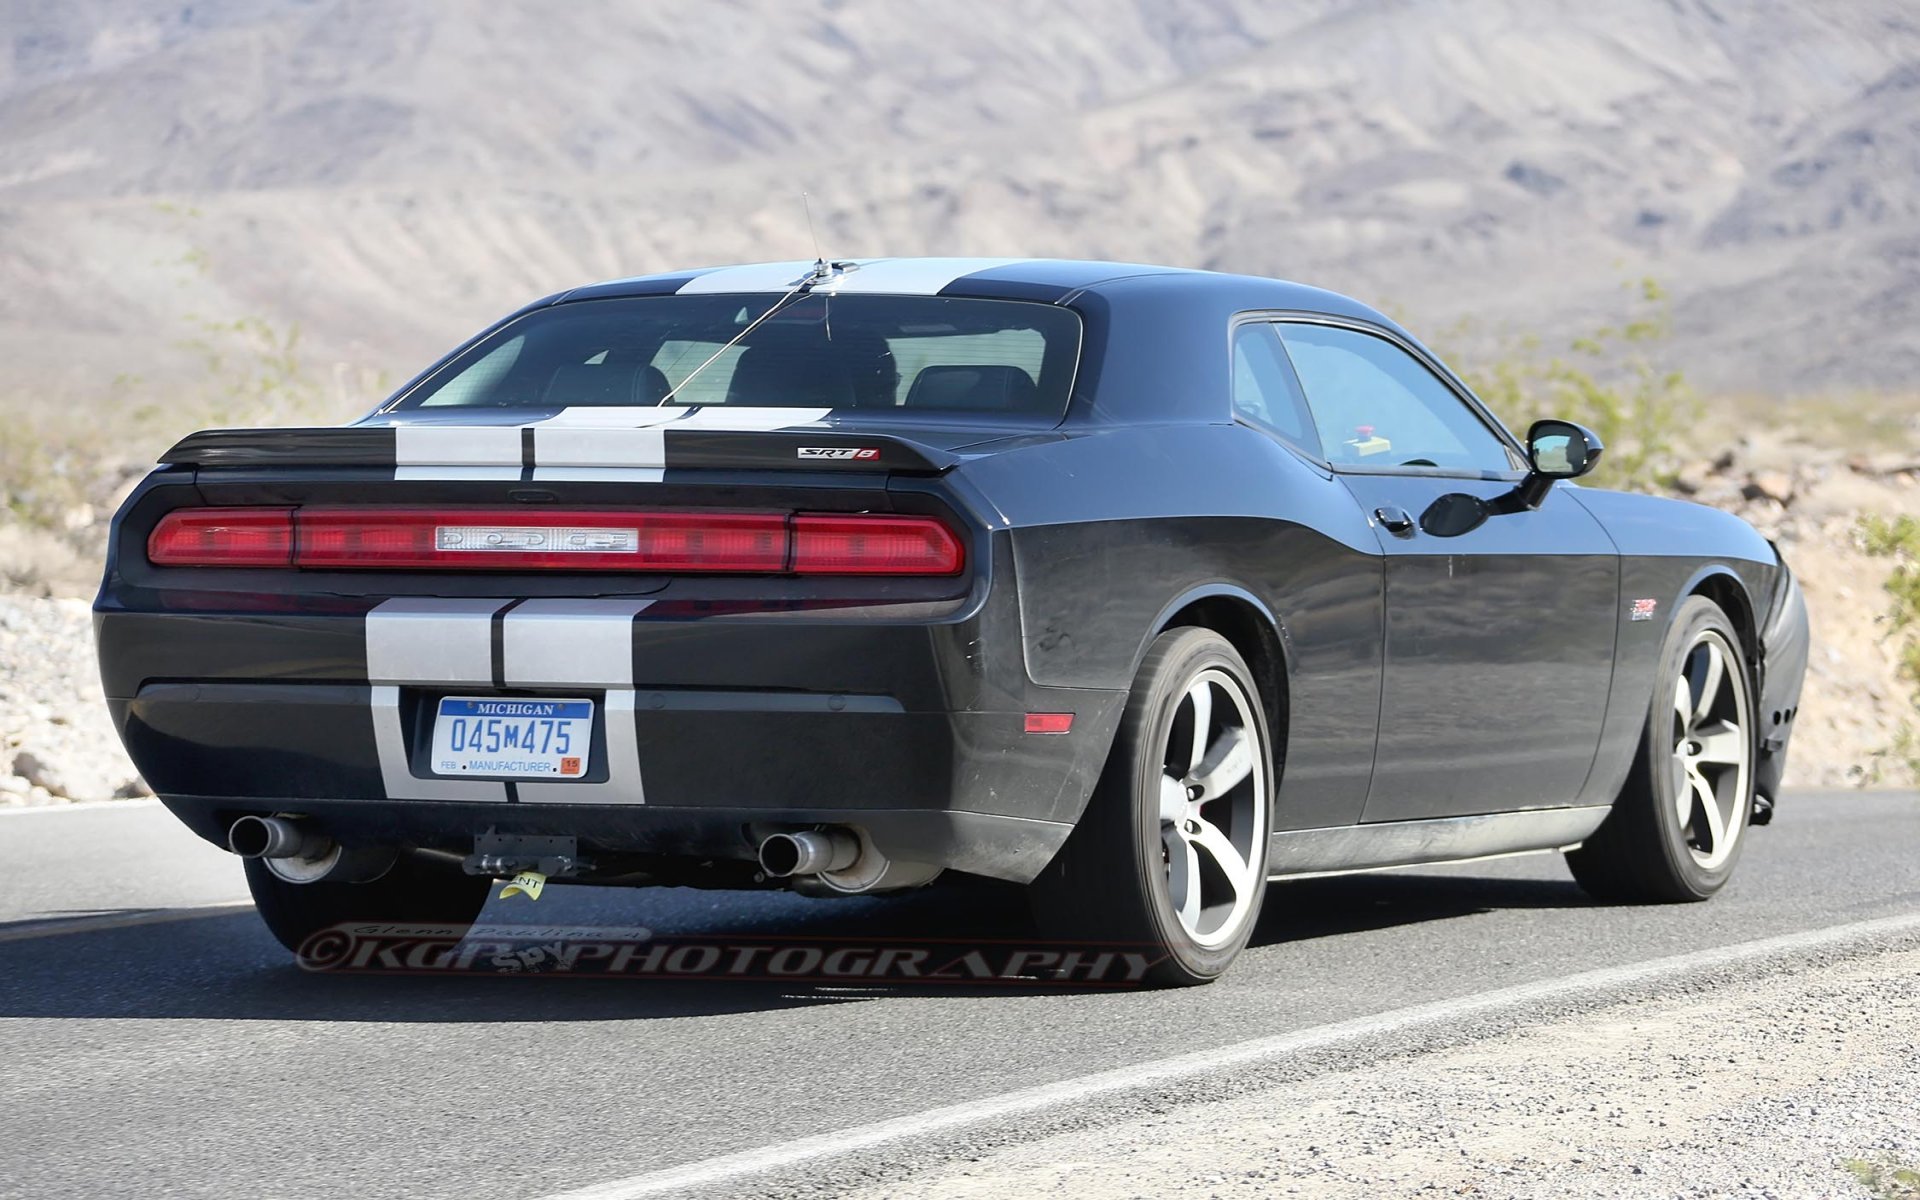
[903,364,1038,411]
[725,343,853,407]
[543,363,671,407]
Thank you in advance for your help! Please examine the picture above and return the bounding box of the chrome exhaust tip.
[228,814,318,860]
[228,814,396,885]
[757,829,860,878]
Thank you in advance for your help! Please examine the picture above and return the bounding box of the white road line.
[538,909,1920,1200]
[0,798,162,816]
[0,902,255,944]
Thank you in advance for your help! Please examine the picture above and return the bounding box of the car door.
[1228,321,1384,831]
[1273,319,1619,823]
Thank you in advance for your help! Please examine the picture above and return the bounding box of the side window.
[1276,323,1518,474]
[1231,323,1322,458]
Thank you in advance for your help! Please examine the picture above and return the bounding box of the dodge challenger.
[96,257,1810,985]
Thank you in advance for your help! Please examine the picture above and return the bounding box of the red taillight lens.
[145,508,962,576]
[147,508,295,566]
[791,515,964,576]
[294,509,788,572]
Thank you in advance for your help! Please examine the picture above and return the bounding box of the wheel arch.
[1682,565,1759,670]
[1142,585,1291,780]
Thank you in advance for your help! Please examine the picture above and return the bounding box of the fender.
[1136,581,1291,683]
[1669,562,1760,664]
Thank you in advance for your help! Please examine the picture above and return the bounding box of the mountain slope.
[2,0,1917,399]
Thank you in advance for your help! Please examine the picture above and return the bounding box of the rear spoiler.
[159,425,960,475]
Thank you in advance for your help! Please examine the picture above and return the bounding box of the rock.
[11,748,71,798]
[113,776,154,799]
[0,775,28,796]
[1743,470,1795,505]
[1673,460,1714,495]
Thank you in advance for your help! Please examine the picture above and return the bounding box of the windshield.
[397,294,1083,421]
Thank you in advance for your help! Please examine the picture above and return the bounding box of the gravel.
[834,946,1920,1200]
[0,596,147,806]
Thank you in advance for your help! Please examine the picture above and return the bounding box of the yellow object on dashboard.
[1346,425,1391,457]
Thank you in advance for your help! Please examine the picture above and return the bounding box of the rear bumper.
[97,549,1124,884]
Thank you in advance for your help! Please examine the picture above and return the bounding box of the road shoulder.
[832,945,1920,1199]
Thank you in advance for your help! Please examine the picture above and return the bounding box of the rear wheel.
[1568,596,1756,902]
[244,853,493,958]
[1031,627,1273,986]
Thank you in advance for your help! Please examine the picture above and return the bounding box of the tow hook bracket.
[463,832,588,879]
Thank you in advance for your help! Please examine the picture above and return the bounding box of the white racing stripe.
[541,407,694,428]
[675,261,820,295]
[503,600,651,805]
[531,467,666,483]
[533,426,668,470]
[393,425,523,478]
[396,465,523,481]
[537,909,1920,1200]
[664,406,832,431]
[675,258,1026,297]
[502,600,652,689]
[366,599,512,803]
[365,598,504,687]
[821,257,1023,295]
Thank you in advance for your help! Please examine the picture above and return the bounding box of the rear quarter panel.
[954,422,1387,830]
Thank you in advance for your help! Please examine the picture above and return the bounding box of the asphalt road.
[1,791,1916,1200]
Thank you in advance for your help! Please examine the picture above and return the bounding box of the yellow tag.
[1348,435,1392,457]
[500,870,547,901]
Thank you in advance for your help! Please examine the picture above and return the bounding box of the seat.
[725,330,898,408]
[902,364,1038,411]
[542,363,671,407]
[725,343,853,407]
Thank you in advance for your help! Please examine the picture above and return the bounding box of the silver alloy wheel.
[1157,667,1268,948]
[1670,630,1752,870]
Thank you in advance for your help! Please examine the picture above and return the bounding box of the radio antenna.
[802,191,825,269]
[802,191,835,342]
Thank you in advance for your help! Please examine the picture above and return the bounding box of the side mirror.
[1416,419,1609,537]
[1526,419,1604,480]
[1493,419,1606,513]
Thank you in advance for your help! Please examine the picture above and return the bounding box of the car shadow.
[0,869,1594,1023]
[1253,869,1593,948]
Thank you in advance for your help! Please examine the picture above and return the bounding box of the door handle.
[1373,505,1415,536]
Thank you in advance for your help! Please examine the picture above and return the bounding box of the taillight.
[145,508,963,576]
[295,509,788,572]
[792,515,963,575]
[147,508,295,566]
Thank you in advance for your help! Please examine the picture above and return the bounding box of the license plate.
[431,697,593,779]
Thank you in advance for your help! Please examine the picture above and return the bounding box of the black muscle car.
[96,257,1810,985]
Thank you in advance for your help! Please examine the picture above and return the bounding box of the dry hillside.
[1,0,1918,397]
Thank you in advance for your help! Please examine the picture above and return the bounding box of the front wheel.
[1568,595,1757,902]
[1030,627,1274,986]
[244,853,494,958]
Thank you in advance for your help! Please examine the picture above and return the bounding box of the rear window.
[400,294,1083,421]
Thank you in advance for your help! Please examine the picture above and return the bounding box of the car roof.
[553,257,1399,328]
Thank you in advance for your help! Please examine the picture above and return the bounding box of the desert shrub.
[1860,512,1920,777]
[1845,1157,1920,1200]
[1446,278,1699,492]
[2,221,380,542]
[174,313,374,429]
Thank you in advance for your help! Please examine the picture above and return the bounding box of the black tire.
[1029,627,1274,986]
[1568,596,1756,903]
[244,853,493,958]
